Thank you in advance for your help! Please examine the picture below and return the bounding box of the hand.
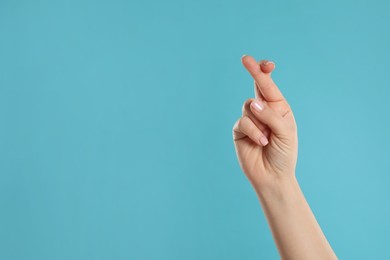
[233,57,337,259]
[232,55,298,192]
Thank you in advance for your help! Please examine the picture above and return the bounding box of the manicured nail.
[262,60,275,66]
[251,100,264,112]
[260,136,269,146]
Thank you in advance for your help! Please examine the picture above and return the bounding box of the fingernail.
[260,136,269,146]
[251,100,264,112]
[241,54,248,59]
[262,60,275,66]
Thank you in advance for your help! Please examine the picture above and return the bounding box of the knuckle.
[238,116,247,129]
[241,115,250,123]
[243,116,257,133]
[233,117,240,127]
[232,118,241,133]
[232,118,242,139]
[262,82,273,90]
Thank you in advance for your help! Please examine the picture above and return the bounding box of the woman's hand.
[232,55,298,192]
[232,55,337,260]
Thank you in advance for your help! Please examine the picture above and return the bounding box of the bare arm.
[256,176,336,259]
[232,55,337,259]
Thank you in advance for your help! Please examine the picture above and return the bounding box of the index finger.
[241,55,285,102]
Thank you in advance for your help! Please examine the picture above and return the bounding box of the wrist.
[254,174,303,206]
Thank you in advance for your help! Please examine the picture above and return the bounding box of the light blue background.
[1,0,389,259]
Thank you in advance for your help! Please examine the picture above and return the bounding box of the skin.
[232,55,338,260]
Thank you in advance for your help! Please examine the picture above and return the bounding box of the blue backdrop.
[1,0,389,259]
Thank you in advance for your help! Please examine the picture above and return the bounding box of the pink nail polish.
[251,100,264,112]
[262,60,275,66]
[260,136,269,146]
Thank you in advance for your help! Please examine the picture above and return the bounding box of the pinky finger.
[233,116,269,146]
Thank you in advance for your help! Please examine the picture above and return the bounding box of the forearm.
[255,176,337,260]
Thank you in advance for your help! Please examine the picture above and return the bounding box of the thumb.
[247,98,289,137]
